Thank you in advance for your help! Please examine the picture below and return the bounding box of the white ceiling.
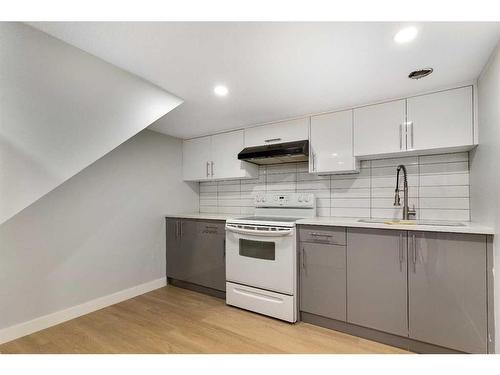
[28,22,500,139]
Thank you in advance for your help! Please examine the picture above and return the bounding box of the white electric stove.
[225,192,316,322]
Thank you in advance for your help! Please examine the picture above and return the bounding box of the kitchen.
[1,4,500,372]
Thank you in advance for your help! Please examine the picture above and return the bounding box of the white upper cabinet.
[244,118,309,147]
[406,86,473,151]
[183,130,258,181]
[310,110,359,174]
[183,136,212,181]
[354,99,406,157]
[354,86,474,158]
[211,130,257,180]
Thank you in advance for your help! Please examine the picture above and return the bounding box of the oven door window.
[239,239,275,261]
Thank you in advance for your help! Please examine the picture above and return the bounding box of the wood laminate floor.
[0,285,409,354]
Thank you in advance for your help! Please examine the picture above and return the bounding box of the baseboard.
[0,277,167,345]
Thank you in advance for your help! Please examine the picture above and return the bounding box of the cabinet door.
[166,218,183,279]
[244,118,309,147]
[300,242,346,321]
[407,86,473,151]
[310,110,358,174]
[182,220,226,291]
[347,228,408,336]
[211,130,258,180]
[408,232,487,353]
[354,99,406,156]
[182,136,212,181]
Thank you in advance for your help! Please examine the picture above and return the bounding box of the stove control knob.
[298,195,303,202]
[304,195,310,203]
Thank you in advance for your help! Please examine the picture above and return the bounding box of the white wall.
[470,41,500,352]
[0,22,182,224]
[0,129,198,335]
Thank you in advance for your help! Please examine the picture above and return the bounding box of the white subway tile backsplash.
[266,172,296,183]
[200,205,218,213]
[198,155,471,222]
[331,198,370,208]
[419,185,469,198]
[372,175,418,188]
[332,178,370,189]
[266,164,297,174]
[420,197,469,209]
[266,182,296,191]
[317,207,331,217]
[419,173,469,186]
[419,209,470,221]
[419,162,468,175]
[372,197,418,209]
[297,180,330,190]
[371,208,407,220]
[217,183,241,192]
[331,207,370,218]
[332,187,370,198]
[217,206,241,214]
[371,187,417,198]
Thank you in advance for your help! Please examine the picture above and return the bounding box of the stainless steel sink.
[357,219,466,227]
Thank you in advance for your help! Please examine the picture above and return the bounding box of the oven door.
[225,223,296,295]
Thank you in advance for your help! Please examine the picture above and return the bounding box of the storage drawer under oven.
[226,282,296,322]
[299,226,346,245]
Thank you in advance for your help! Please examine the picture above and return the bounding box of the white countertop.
[165,213,494,235]
[165,212,238,221]
[296,217,494,235]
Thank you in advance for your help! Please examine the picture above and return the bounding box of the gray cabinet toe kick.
[297,224,494,354]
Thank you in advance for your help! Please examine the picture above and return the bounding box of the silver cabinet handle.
[206,161,210,177]
[399,124,403,150]
[311,232,332,237]
[302,247,306,270]
[264,138,282,143]
[399,232,404,272]
[176,221,180,239]
[410,122,414,149]
[211,161,214,177]
[412,233,416,272]
[180,221,184,237]
[311,152,315,171]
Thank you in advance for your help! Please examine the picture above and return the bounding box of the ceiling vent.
[408,68,433,80]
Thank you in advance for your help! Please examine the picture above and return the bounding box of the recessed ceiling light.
[394,26,418,44]
[214,85,228,97]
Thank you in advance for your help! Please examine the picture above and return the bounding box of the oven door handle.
[225,224,293,237]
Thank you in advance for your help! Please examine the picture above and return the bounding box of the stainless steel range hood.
[238,140,309,165]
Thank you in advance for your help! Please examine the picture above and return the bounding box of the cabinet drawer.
[299,226,346,245]
[226,281,296,322]
[197,220,225,235]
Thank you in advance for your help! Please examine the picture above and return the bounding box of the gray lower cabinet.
[347,228,408,336]
[165,218,184,280]
[165,218,225,292]
[300,242,346,321]
[408,231,487,353]
[183,220,225,291]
